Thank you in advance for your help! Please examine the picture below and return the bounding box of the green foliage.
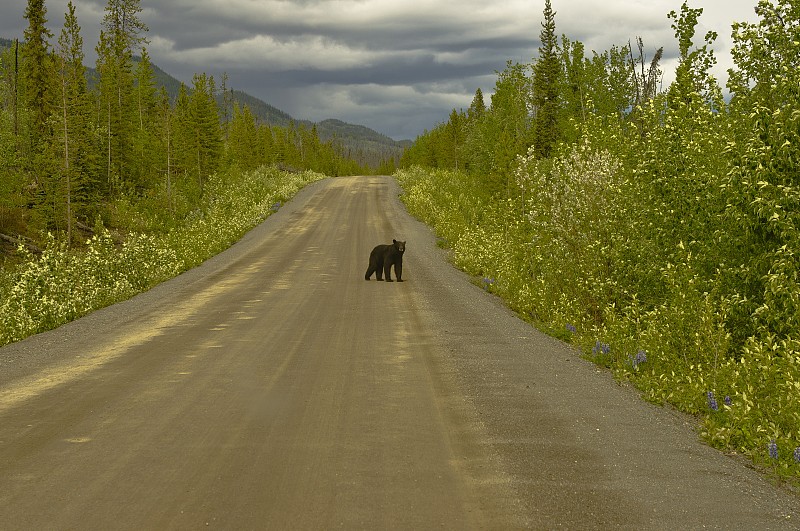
[398,0,800,482]
[531,0,560,159]
[22,0,54,144]
[724,0,800,347]
[0,0,373,347]
[0,167,324,345]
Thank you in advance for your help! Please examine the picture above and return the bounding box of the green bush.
[397,158,800,484]
[0,166,324,346]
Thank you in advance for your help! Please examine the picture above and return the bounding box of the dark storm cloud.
[1,1,759,140]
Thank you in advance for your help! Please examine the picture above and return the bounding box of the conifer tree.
[467,88,485,122]
[22,0,53,148]
[227,103,259,171]
[531,0,560,159]
[188,73,222,194]
[259,124,275,165]
[171,82,195,197]
[446,109,465,170]
[156,86,174,211]
[1,43,27,231]
[22,0,56,221]
[54,1,91,242]
[132,48,158,189]
[95,0,149,195]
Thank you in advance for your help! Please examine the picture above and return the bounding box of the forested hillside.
[399,0,800,483]
[147,68,407,170]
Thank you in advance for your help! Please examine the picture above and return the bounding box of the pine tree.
[171,83,193,192]
[227,103,259,171]
[132,48,159,190]
[259,124,275,165]
[156,86,174,211]
[21,0,56,222]
[22,0,53,147]
[0,43,27,232]
[445,109,465,170]
[54,1,91,242]
[467,88,485,122]
[531,0,560,159]
[188,73,222,194]
[95,0,149,195]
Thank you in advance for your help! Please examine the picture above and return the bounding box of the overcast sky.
[1,1,760,140]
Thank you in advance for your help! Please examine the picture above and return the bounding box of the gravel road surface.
[0,175,798,529]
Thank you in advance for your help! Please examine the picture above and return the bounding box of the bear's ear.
[393,239,397,244]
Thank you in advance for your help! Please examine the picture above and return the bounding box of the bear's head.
[393,239,406,253]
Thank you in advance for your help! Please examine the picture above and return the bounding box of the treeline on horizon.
[399,0,800,479]
[0,0,382,256]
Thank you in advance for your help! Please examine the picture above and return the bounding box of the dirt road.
[0,176,797,529]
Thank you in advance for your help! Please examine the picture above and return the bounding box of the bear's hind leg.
[374,257,385,280]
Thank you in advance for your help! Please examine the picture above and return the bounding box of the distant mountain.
[315,119,409,166]
[142,62,406,167]
[215,93,406,168]
[218,89,296,128]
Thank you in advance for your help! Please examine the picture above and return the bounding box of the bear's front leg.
[384,263,393,282]
[395,261,403,282]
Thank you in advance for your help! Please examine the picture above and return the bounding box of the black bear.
[365,240,406,282]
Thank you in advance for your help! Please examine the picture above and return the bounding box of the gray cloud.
[1,1,759,140]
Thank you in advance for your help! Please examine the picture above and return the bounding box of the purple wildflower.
[634,349,647,366]
[592,341,610,356]
[768,440,779,460]
[566,324,577,334]
[794,447,800,464]
[707,391,719,411]
[724,395,732,407]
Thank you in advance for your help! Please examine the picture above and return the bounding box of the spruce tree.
[54,1,91,242]
[227,103,259,171]
[171,83,194,196]
[531,0,560,159]
[188,73,222,194]
[467,88,485,122]
[22,0,56,222]
[22,0,53,147]
[96,0,149,195]
[133,48,158,190]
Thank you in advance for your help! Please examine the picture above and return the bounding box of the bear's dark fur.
[365,239,406,282]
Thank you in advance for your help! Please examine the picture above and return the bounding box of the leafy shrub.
[0,166,324,346]
[397,157,800,483]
